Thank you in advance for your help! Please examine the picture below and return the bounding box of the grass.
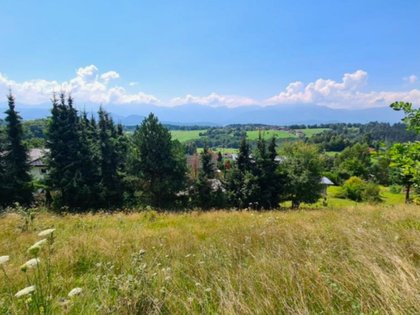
[170,130,206,142]
[1,203,420,314]
[298,128,329,137]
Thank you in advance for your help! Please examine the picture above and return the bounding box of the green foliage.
[98,108,127,208]
[389,184,402,194]
[193,145,226,209]
[278,142,324,208]
[341,177,381,202]
[1,93,33,207]
[390,102,420,134]
[132,113,187,208]
[389,142,420,203]
[335,143,372,181]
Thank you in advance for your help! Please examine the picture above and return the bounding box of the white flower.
[0,255,10,265]
[28,239,47,255]
[38,228,55,237]
[15,285,36,298]
[33,239,47,247]
[68,287,83,297]
[21,258,40,271]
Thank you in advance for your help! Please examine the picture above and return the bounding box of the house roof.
[28,148,49,167]
[320,176,334,185]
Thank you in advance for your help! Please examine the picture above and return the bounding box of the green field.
[299,128,329,137]
[1,203,419,314]
[170,130,206,142]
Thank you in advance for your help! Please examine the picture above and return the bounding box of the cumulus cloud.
[1,67,419,109]
[404,74,418,84]
[170,92,257,107]
[266,70,420,109]
[0,65,159,105]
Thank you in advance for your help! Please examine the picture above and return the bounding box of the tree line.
[0,93,419,211]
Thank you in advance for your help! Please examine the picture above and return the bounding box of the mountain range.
[0,103,404,126]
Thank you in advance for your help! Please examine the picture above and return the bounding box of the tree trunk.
[292,200,300,209]
[405,184,411,204]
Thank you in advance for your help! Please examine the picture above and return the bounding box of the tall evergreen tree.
[98,107,126,208]
[254,136,282,209]
[47,94,99,210]
[2,92,33,206]
[132,113,187,208]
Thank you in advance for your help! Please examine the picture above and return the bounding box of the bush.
[342,177,365,201]
[362,182,382,203]
[389,184,402,194]
[341,177,382,203]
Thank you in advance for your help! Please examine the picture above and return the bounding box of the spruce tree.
[2,92,33,206]
[98,108,126,208]
[47,94,98,210]
[132,113,187,208]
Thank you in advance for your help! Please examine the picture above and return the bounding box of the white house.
[28,148,48,180]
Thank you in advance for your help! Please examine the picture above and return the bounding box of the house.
[28,148,48,180]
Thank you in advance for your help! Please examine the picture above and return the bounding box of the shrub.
[389,184,402,194]
[342,177,366,201]
[362,182,382,203]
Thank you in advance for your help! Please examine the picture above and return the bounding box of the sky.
[0,0,419,109]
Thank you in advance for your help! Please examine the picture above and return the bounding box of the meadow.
[1,202,420,314]
[169,130,206,142]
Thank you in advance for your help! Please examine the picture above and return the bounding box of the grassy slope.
[1,204,420,314]
[170,130,206,142]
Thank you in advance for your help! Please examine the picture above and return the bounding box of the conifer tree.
[47,94,98,210]
[132,113,187,208]
[98,107,126,207]
[2,92,33,206]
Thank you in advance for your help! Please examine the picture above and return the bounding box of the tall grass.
[1,205,420,314]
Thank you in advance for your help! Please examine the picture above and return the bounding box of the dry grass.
[1,205,420,314]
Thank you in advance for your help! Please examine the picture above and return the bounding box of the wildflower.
[20,258,40,272]
[28,239,46,256]
[0,255,9,265]
[38,228,55,237]
[15,285,36,298]
[164,276,171,281]
[33,239,47,247]
[68,287,83,298]
[205,288,211,292]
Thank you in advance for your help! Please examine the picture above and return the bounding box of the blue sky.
[0,0,419,109]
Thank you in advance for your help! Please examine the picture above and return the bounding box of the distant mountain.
[0,102,404,126]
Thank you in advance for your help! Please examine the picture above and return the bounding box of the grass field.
[1,203,420,314]
[299,128,329,137]
[170,130,206,142]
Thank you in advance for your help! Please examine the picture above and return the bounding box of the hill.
[1,205,419,314]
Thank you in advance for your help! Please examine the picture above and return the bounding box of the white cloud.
[0,65,159,105]
[1,67,419,109]
[404,74,418,84]
[266,70,420,109]
[170,92,257,107]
